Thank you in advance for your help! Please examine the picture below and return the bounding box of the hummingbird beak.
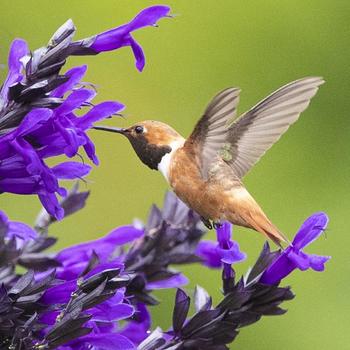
[93,125,126,134]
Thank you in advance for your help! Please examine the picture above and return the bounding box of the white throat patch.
[158,139,184,182]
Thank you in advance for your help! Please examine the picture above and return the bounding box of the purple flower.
[70,5,171,71]
[55,225,144,280]
[0,199,331,349]
[65,332,136,350]
[38,267,135,350]
[260,212,331,285]
[0,210,37,246]
[0,6,171,219]
[196,222,246,272]
[37,230,140,350]
[119,303,151,346]
[146,274,189,290]
[123,191,207,299]
[0,93,121,219]
[0,41,121,219]
[0,39,28,107]
[35,223,146,349]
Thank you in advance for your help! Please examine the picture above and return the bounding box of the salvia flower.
[21,189,207,348]
[0,6,331,348]
[260,212,330,285]
[139,281,293,350]
[0,5,170,219]
[196,222,246,271]
[0,197,135,349]
[139,237,311,349]
[138,214,330,349]
[0,187,331,349]
[119,303,151,346]
[38,268,134,350]
[0,209,37,245]
[196,221,246,285]
[123,191,206,305]
[69,5,171,71]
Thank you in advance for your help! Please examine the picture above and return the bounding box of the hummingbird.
[94,77,324,245]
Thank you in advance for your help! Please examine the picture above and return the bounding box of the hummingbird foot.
[213,222,223,229]
[200,216,213,230]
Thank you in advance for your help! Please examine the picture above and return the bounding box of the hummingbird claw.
[213,222,222,229]
[200,216,213,230]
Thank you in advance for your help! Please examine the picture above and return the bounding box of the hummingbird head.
[94,120,184,170]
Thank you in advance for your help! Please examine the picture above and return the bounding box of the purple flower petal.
[41,280,76,304]
[307,253,330,271]
[8,222,37,241]
[51,65,87,97]
[92,303,134,322]
[103,288,125,306]
[0,211,9,236]
[120,303,150,345]
[77,101,125,130]
[39,310,59,326]
[89,5,170,71]
[126,6,171,32]
[55,260,89,281]
[260,253,293,285]
[71,333,135,350]
[52,162,91,179]
[196,240,222,268]
[13,108,53,137]
[0,176,41,195]
[57,225,144,265]
[0,39,28,103]
[90,6,170,52]
[83,136,99,165]
[147,273,188,290]
[8,39,28,71]
[216,222,231,246]
[217,242,247,264]
[261,213,331,285]
[0,210,36,245]
[39,193,64,220]
[129,36,145,71]
[292,212,328,249]
[196,223,246,268]
[54,89,95,116]
[287,249,310,270]
[10,138,59,193]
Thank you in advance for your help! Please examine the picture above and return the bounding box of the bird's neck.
[158,138,185,182]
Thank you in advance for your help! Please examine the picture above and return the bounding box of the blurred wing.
[226,77,324,178]
[185,87,241,179]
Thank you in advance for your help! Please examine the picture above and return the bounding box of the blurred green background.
[1,0,349,349]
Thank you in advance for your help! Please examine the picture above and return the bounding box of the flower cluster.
[0,6,330,350]
[0,5,170,219]
[138,213,330,350]
[0,184,330,349]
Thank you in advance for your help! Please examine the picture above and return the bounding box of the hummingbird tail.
[245,213,289,247]
[225,187,289,247]
[263,228,289,248]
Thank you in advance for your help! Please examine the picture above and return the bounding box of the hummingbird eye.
[134,125,144,134]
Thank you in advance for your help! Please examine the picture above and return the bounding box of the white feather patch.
[158,139,184,182]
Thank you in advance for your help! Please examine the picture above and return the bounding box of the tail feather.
[225,186,289,247]
[244,211,289,247]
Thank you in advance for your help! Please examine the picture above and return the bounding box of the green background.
[1,1,349,349]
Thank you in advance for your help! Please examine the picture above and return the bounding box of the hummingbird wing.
[185,87,241,179]
[224,77,324,178]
